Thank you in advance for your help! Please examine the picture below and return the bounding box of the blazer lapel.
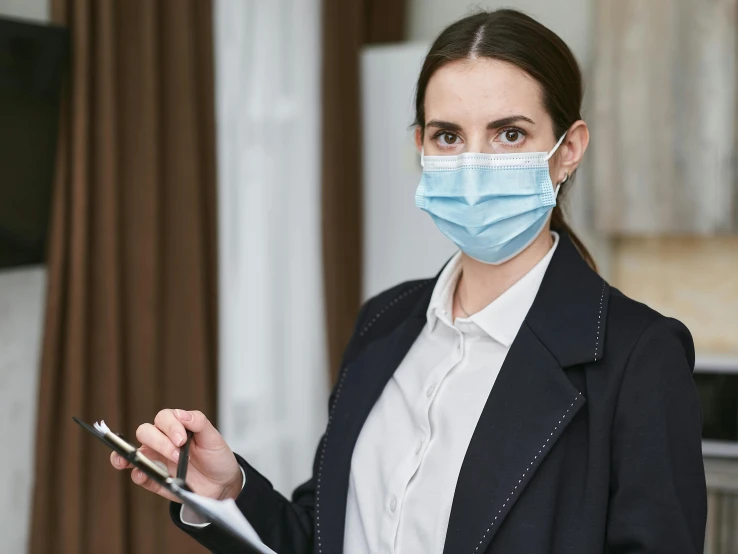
[316,314,428,553]
[443,231,608,553]
[442,323,585,553]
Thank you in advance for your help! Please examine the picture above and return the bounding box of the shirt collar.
[426,251,462,333]
[426,232,560,346]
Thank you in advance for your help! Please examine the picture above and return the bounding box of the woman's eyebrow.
[487,115,535,129]
[425,115,535,132]
[426,120,462,132]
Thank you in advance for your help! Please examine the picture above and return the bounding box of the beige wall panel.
[612,237,738,354]
[592,0,737,233]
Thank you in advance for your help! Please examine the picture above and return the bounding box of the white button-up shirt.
[344,232,559,554]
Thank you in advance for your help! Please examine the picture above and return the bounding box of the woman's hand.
[109,409,242,503]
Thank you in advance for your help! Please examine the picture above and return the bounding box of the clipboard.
[73,416,276,554]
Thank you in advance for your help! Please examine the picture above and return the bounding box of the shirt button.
[426,384,435,398]
[389,496,397,512]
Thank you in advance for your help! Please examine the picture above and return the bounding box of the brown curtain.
[322,0,407,381]
[29,1,217,553]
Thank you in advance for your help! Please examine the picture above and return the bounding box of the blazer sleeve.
[169,298,376,554]
[606,317,707,553]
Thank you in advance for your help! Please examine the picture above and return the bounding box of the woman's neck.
[453,229,555,319]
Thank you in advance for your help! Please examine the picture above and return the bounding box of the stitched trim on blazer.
[316,279,431,553]
[473,392,584,552]
[594,281,606,361]
[314,360,351,553]
[359,280,433,338]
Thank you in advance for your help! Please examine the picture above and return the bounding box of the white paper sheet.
[178,489,277,554]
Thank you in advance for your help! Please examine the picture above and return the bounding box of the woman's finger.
[137,445,177,475]
[136,422,181,463]
[111,446,176,475]
[110,451,132,470]
[154,409,189,448]
[130,468,180,503]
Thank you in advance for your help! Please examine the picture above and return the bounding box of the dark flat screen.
[694,371,738,442]
[0,17,67,269]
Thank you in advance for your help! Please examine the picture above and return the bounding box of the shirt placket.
[380,320,466,553]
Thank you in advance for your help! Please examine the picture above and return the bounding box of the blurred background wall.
[0,0,47,21]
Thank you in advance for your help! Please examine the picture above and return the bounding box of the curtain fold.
[322,0,407,381]
[30,1,217,553]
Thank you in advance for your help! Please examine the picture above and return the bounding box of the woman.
[111,9,707,553]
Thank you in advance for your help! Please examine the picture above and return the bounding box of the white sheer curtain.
[213,0,327,495]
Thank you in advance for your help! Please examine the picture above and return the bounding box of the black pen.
[176,430,194,486]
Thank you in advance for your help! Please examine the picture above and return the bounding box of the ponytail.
[550,205,597,272]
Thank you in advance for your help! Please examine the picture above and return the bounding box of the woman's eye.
[497,128,526,146]
[431,131,462,148]
[440,132,459,145]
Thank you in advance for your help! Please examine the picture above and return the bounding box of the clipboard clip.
[72,416,193,494]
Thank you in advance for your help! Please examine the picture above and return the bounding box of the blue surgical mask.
[416,133,567,264]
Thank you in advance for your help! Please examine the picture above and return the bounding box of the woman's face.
[415,58,583,184]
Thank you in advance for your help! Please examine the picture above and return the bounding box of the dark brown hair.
[414,9,596,270]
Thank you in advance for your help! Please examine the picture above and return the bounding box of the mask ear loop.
[420,147,425,168]
[545,132,568,161]
[548,133,569,200]
[553,171,570,199]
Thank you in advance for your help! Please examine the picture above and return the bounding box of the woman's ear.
[415,125,424,153]
[556,120,590,183]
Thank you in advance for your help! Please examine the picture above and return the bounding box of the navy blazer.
[172,231,707,553]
